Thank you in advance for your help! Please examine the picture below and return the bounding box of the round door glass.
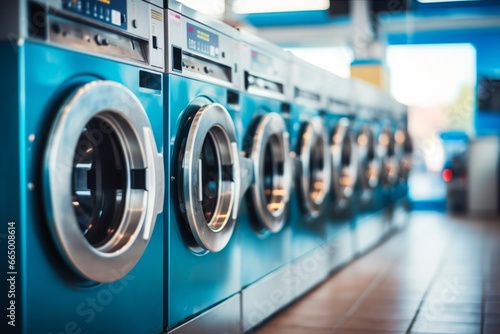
[200,133,219,223]
[262,134,284,211]
[309,136,326,203]
[72,116,127,249]
[341,135,354,190]
[178,102,239,252]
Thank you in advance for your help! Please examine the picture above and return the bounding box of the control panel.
[292,58,324,108]
[63,0,128,29]
[250,49,273,77]
[23,0,165,71]
[239,31,291,101]
[166,8,238,87]
[186,23,220,60]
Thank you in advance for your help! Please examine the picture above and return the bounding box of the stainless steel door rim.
[248,112,292,233]
[180,102,246,253]
[357,124,381,191]
[331,117,358,207]
[44,80,164,283]
[298,116,331,218]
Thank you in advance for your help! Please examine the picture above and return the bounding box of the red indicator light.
[188,26,195,33]
[442,168,453,183]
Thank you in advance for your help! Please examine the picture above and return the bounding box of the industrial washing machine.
[237,30,294,331]
[288,55,332,299]
[0,1,165,333]
[322,73,357,272]
[351,79,392,255]
[164,2,251,333]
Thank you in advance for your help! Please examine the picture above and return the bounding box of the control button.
[121,13,127,24]
[95,34,110,46]
[132,19,138,29]
[221,51,225,58]
[204,66,210,74]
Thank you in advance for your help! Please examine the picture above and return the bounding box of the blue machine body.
[323,111,357,270]
[163,3,244,331]
[237,95,292,288]
[165,74,241,328]
[0,42,164,334]
[289,105,328,258]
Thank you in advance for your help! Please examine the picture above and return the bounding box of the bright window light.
[285,46,354,79]
[231,0,329,14]
[177,0,225,17]
[386,43,475,203]
[386,44,476,108]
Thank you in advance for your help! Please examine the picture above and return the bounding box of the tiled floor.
[255,212,500,334]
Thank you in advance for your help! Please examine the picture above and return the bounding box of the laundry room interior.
[0,0,499,333]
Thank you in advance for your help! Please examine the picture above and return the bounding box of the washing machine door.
[178,102,240,253]
[297,116,331,218]
[397,128,413,180]
[331,118,358,206]
[44,81,164,283]
[247,112,292,233]
[379,127,397,187]
[357,124,380,190]
[383,126,405,186]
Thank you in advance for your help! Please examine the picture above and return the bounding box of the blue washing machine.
[288,56,332,299]
[322,73,357,272]
[351,80,392,254]
[163,3,251,333]
[237,31,294,331]
[0,1,165,333]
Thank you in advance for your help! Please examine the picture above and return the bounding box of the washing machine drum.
[44,81,164,283]
[380,127,400,187]
[356,124,380,190]
[397,128,413,180]
[246,112,292,233]
[177,102,241,253]
[297,116,331,218]
[330,118,358,206]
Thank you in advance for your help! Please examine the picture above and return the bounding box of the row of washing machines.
[0,1,412,333]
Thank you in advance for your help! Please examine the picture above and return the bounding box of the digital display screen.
[187,23,220,59]
[63,0,127,29]
[250,49,273,76]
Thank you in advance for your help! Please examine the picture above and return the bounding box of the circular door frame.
[331,117,358,206]
[44,80,164,283]
[396,127,413,180]
[379,126,398,187]
[180,102,239,253]
[248,112,292,233]
[298,116,331,218]
[357,124,380,191]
